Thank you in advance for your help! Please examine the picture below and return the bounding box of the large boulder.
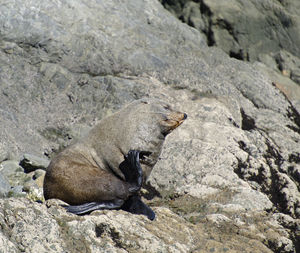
[0,0,299,252]
[160,0,300,87]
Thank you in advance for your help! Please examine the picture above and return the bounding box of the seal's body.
[43,98,187,219]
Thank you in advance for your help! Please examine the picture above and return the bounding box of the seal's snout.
[160,108,187,135]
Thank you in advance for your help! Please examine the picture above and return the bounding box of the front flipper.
[121,195,155,220]
[119,150,143,193]
[64,199,124,215]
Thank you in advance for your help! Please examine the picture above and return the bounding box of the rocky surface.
[160,0,300,104]
[0,0,299,252]
[0,197,295,253]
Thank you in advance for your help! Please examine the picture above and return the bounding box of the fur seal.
[43,98,187,220]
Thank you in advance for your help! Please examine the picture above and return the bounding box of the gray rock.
[274,50,300,82]
[161,0,300,86]
[0,159,46,200]
[291,69,300,84]
[9,185,26,198]
[34,169,46,180]
[0,159,32,188]
[0,142,8,163]
[253,61,300,112]
[19,153,50,173]
[149,97,274,213]
[0,173,11,197]
[0,0,299,252]
[0,160,21,177]
[0,197,295,253]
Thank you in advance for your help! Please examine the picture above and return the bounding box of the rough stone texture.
[160,0,300,98]
[19,153,49,173]
[0,174,10,198]
[0,0,300,252]
[0,198,295,253]
[161,0,300,57]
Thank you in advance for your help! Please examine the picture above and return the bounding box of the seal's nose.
[183,113,187,120]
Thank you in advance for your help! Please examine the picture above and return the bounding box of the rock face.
[160,0,300,98]
[0,0,299,252]
[0,197,292,253]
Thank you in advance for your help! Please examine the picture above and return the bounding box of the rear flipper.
[121,195,155,221]
[64,199,124,215]
[119,150,143,193]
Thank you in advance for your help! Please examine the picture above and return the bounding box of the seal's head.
[130,98,187,136]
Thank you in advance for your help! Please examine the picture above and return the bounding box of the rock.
[9,185,26,198]
[0,197,295,253]
[19,154,50,173]
[0,232,19,253]
[0,157,46,200]
[20,168,45,202]
[0,158,45,199]
[22,169,45,202]
[291,69,300,84]
[253,62,300,112]
[160,0,300,88]
[0,160,22,177]
[0,173,11,197]
[34,169,46,188]
[274,50,300,84]
[0,160,29,197]
[0,142,8,162]
[161,0,300,59]
[0,0,299,252]
[0,159,30,187]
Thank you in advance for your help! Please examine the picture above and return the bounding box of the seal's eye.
[142,101,149,104]
[163,105,170,110]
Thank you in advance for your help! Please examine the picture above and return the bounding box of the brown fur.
[43,98,186,205]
